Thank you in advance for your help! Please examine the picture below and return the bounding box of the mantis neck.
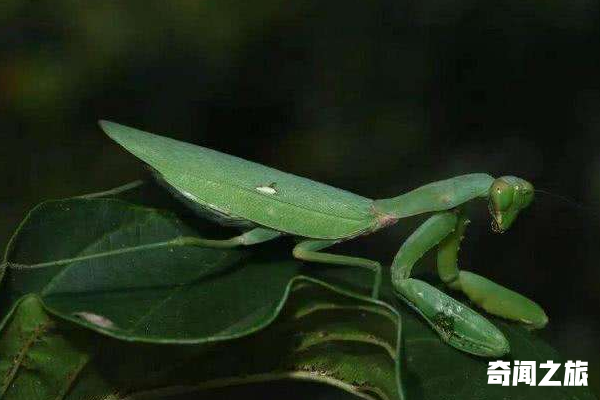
[373,173,494,219]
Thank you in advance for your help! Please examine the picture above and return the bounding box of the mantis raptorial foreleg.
[293,239,382,298]
[391,212,510,356]
[176,227,282,248]
[437,212,548,329]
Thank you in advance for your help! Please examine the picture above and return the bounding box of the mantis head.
[489,176,534,233]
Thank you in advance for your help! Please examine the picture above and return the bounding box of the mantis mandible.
[99,120,548,357]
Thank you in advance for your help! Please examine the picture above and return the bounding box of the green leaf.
[1,183,596,400]
[2,197,296,343]
[0,281,403,400]
[0,186,404,399]
[0,295,93,399]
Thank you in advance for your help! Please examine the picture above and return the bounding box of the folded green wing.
[99,121,376,239]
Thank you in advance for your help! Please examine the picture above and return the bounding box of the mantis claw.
[395,278,510,357]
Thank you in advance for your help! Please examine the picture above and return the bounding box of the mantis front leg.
[437,213,548,329]
[391,212,510,357]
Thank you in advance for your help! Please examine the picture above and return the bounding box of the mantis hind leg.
[175,227,282,248]
[437,213,548,329]
[292,239,382,298]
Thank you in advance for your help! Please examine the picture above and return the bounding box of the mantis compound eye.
[490,179,514,212]
[519,182,535,208]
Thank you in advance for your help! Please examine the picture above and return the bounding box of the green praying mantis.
[99,120,548,358]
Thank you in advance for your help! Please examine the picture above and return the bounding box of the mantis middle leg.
[175,227,282,248]
[293,239,382,298]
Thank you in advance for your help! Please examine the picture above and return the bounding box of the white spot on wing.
[256,185,277,195]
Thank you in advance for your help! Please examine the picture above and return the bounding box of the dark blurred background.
[1,0,599,393]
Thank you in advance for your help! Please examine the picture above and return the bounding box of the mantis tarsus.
[99,120,548,357]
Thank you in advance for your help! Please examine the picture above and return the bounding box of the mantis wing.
[100,121,376,239]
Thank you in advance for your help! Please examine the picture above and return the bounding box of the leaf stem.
[12,238,194,270]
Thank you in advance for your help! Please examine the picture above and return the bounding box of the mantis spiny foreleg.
[390,211,510,357]
[437,211,548,329]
